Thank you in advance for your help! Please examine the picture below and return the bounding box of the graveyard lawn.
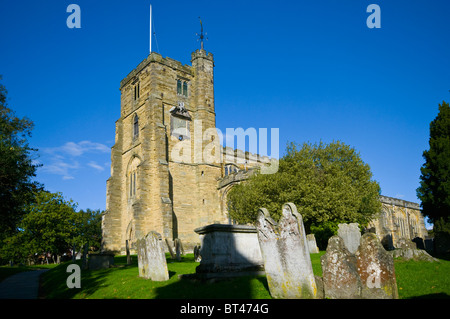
[39,252,450,299]
[39,253,272,299]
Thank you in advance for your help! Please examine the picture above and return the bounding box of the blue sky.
[1,1,449,228]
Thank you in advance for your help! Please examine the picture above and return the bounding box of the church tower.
[102,47,227,254]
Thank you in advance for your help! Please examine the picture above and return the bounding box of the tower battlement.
[120,52,194,90]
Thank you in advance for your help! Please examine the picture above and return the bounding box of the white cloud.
[44,141,109,157]
[40,160,79,180]
[39,140,110,180]
[88,161,105,172]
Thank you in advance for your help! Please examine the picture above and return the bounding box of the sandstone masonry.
[102,49,429,255]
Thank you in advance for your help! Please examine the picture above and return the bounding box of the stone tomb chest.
[194,224,264,278]
[88,253,114,270]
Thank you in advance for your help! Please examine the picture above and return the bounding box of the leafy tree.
[19,190,78,263]
[227,141,381,248]
[0,76,42,239]
[417,101,450,253]
[1,190,104,264]
[73,208,103,251]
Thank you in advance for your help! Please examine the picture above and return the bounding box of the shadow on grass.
[39,253,272,299]
[39,257,138,299]
[155,255,271,299]
[409,293,450,299]
[153,275,266,299]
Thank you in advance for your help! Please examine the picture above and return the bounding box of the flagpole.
[149,4,152,54]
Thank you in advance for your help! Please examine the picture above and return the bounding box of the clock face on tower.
[170,102,191,141]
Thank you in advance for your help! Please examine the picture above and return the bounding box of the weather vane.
[196,17,208,50]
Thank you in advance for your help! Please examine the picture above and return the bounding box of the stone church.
[101,46,428,254]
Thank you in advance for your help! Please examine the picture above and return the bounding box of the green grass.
[40,254,272,299]
[394,258,450,299]
[38,252,450,299]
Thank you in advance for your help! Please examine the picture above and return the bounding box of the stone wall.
[102,50,270,254]
[367,195,428,250]
[102,49,428,255]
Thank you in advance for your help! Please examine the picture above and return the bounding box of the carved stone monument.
[321,236,361,299]
[306,234,320,254]
[356,233,399,299]
[194,224,264,279]
[337,223,361,254]
[321,232,398,299]
[256,203,317,299]
[137,231,169,281]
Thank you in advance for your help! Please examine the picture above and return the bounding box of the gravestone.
[72,244,76,262]
[256,203,317,299]
[321,236,361,299]
[193,244,201,262]
[337,223,361,254]
[306,234,320,254]
[194,224,264,279]
[355,233,399,299]
[165,238,175,259]
[174,238,184,261]
[82,244,89,270]
[137,231,169,281]
[89,253,114,270]
[126,240,131,265]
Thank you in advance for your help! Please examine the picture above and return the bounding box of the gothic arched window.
[133,114,139,138]
[134,82,140,100]
[177,79,182,95]
[128,157,140,198]
[183,81,188,97]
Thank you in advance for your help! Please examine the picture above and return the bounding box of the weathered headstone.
[165,238,175,259]
[174,238,183,261]
[306,234,320,254]
[337,223,361,254]
[89,253,114,270]
[193,244,201,262]
[321,236,361,299]
[82,244,89,270]
[126,240,131,265]
[256,202,317,299]
[137,231,169,281]
[355,233,399,299]
[72,244,76,262]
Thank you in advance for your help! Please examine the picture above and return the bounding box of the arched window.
[183,81,188,97]
[177,79,182,95]
[128,157,140,198]
[134,82,140,100]
[225,164,239,176]
[177,79,189,97]
[133,114,139,138]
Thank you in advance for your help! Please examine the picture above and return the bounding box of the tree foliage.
[1,190,103,264]
[227,141,381,247]
[0,76,42,239]
[0,77,104,264]
[417,101,450,236]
